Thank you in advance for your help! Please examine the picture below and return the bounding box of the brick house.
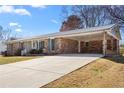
[7,24,121,56]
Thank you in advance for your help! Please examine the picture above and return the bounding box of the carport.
[51,24,120,55]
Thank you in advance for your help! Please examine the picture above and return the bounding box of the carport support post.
[117,40,119,55]
[103,32,107,56]
[78,41,81,53]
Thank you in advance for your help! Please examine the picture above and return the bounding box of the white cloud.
[31,5,47,9]
[14,9,31,16]
[9,22,18,27]
[51,19,58,24]
[18,25,22,27]
[9,22,22,32]
[0,5,14,13]
[0,5,31,16]
[9,22,22,27]
[15,28,22,32]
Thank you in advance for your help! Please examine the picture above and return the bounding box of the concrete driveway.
[0,54,103,88]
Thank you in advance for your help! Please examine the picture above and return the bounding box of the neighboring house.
[0,41,6,54]
[7,24,121,56]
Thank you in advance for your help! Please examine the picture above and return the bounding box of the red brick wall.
[80,40,103,53]
[107,39,117,51]
[113,39,117,51]
[7,42,21,55]
[54,39,103,54]
[55,38,78,54]
[106,38,118,55]
[107,40,112,50]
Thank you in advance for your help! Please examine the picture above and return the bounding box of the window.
[20,42,24,50]
[48,39,55,51]
[85,42,89,47]
[107,40,112,50]
[51,39,55,50]
[36,41,38,49]
[39,41,44,49]
[33,42,35,48]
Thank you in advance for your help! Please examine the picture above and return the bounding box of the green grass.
[0,56,40,65]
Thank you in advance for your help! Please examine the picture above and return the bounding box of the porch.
[20,30,119,56]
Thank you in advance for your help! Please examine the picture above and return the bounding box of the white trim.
[107,31,119,40]
[103,32,107,55]
[31,40,33,49]
[53,30,104,38]
[111,39,113,51]
[49,37,55,39]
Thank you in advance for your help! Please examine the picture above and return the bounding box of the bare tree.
[60,5,124,31]
[103,5,124,27]
[0,25,12,42]
[71,5,113,28]
[0,26,3,40]
[61,6,69,21]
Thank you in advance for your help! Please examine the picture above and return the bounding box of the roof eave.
[7,24,116,43]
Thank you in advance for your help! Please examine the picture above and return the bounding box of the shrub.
[1,51,8,56]
[29,49,38,54]
[14,49,22,56]
[29,48,43,54]
[38,48,43,54]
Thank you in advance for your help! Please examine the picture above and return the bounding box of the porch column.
[78,41,81,53]
[111,39,113,51]
[103,32,107,56]
[31,40,33,49]
[37,40,39,49]
[116,40,119,55]
[49,38,52,52]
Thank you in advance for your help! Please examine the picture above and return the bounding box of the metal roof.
[8,24,116,43]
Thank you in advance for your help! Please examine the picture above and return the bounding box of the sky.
[0,5,62,38]
[0,5,123,44]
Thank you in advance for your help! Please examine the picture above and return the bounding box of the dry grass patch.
[42,56,124,88]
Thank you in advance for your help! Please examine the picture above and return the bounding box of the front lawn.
[42,56,124,88]
[0,56,40,65]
